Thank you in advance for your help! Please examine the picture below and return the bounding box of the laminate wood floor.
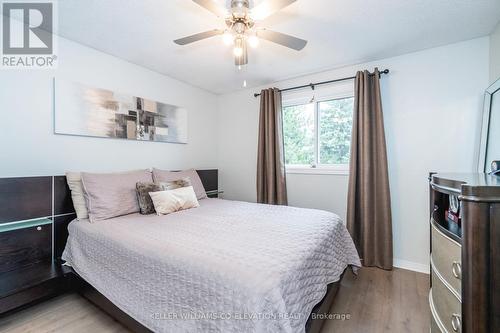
[0,267,429,333]
[325,267,429,332]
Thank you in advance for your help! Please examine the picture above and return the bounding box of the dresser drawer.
[431,313,441,333]
[432,269,462,333]
[430,290,447,333]
[431,221,461,295]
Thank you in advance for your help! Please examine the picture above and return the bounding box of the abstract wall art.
[54,79,188,144]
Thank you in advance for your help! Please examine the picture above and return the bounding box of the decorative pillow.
[149,186,200,215]
[65,172,88,220]
[81,169,153,222]
[159,177,192,191]
[152,168,207,200]
[136,182,161,215]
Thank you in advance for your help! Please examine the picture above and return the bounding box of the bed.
[62,198,360,333]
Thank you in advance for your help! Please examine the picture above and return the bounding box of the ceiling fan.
[174,0,307,66]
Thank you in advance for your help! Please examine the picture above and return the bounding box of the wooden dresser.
[429,173,499,333]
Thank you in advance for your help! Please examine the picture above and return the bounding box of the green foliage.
[318,98,353,164]
[282,104,314,165]
[282,97,353,166]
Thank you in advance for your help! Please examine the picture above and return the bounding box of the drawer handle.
[452,261,462,280]
[36,226,42,231]
[451,313,461,332]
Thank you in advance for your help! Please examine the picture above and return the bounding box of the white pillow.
[65,172,88,220]
[149,186,200,215]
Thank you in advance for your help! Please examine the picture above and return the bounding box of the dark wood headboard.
[0,169,218,265]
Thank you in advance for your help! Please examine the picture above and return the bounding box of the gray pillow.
[160,177,192,191]
[136,182,161,215]
[81,169,153,222]
[152,169,207,200]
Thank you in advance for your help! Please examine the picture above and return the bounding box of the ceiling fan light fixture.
[234,47,243,57]
[233,46,243,57]
[175,0,306,67]
[231,0,249,18]
[233,37,244,57]
[235,38,248,65]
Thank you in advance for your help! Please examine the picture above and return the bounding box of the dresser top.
[431,173,500,202]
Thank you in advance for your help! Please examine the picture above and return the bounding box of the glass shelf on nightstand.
[0,218,52,233]
[206,190,224,198]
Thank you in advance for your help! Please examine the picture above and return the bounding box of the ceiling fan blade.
[174,29,224,45]
[192,0,228,17]
[251,0,297,21]
[257,29,307,50]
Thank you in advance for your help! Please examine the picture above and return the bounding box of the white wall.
[0,37,218,177]
[491,22,500,83]
[217,37,490,272]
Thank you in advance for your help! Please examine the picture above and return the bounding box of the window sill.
[285,167,349,175]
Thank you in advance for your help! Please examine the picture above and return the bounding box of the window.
[282,96,354,174]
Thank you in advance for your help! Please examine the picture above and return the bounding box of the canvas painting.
[54,79,188,144]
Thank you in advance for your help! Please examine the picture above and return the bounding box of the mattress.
[62,198,360,333]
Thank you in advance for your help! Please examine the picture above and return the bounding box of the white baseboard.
[393,258,430,274]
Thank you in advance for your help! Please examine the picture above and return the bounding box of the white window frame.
[282,87,354,175]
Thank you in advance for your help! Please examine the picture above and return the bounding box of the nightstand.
[0,176,74,315]
[0,219,71,315]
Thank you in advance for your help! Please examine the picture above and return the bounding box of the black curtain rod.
[253,69,390,97]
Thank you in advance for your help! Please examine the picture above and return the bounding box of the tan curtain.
[257,88,288,205]
[347,68,393,270]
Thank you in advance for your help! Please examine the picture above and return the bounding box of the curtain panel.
[257,88,288,205]
[347,68,393,270]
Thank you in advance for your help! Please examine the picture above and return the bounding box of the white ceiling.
[57,0,500,94]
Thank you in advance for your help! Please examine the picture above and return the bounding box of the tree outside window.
[282,96,353,169]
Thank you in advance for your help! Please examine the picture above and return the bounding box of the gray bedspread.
[62,198,360,333]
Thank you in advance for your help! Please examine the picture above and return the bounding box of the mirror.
[478,78,500,173]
